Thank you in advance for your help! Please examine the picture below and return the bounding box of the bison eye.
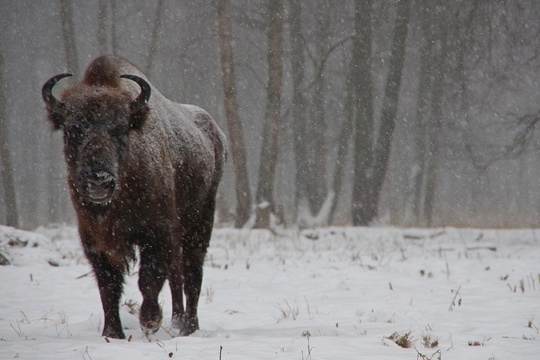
[111,125,128,137]
[110,125,129,144]
[111,125,127,136]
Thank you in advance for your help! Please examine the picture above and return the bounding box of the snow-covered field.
[1,225,539,359]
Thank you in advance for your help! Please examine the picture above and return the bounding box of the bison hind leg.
[169,275,200,336]
[168,247,186,332]
[169,226,211,337]
[169,192,217,336]
[176,209,215,336]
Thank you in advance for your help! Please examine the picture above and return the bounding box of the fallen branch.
[76,271,93,279]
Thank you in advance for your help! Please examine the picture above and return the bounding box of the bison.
[42,55,227,339]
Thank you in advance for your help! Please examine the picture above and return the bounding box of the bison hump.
[83,56,123,88]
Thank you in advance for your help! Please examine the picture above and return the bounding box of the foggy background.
[1,0,539,229]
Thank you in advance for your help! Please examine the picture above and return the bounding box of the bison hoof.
[102,326,126,339]
[140,320,161,335]
[139,302,162,335]
[174,314,199,336]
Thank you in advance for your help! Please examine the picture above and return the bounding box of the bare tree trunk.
[368,0,412,211]
[217,0,252,228]
[307,0,331,215]
[423,6,451,226]
[0,50,19,227]
[351,0,411,225]
[328,60,355,223]
[110,0,118,54]
[456,3,480,223]
[289,0,309,218]
[254,0,284,228]
[407,3,436,225]
[146,0,165,77]
[351,0,375,226]
[60,0,79,76]
[98,0,108,54]
[50,0,79,224]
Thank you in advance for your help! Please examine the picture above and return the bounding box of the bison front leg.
[138,243,167,335]
[87,253,126,339]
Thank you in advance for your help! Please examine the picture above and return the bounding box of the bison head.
[42,74,150,208]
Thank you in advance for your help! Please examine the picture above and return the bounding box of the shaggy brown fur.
[42,55,227,339]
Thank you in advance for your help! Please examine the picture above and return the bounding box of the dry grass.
[386,331,413,348]
[276,299,299,321]
[122,297,140,315]
[422,334,439,348]
[507,274,540,293]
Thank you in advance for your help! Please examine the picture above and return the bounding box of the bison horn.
[42,73,72,115]
[120,74,151,111]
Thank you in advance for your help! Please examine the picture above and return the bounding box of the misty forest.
[1,0,540,230]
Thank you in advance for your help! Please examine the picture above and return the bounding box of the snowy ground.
[0,225,539,359]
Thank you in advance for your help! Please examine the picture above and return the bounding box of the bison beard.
[42,55,227,339]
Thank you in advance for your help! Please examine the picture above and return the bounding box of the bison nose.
[85,171,116,204]
[89,171,116,189]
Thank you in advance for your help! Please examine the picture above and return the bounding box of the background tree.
[405,0,437,225]
[46,0,79,224]
[97,0,108,54]
[351,0,375,226]
[145,0,165,77]
[217,0,252,227]
[110,0,119,54]
[328,59,355,224]
[420,2,451,226]
[0,49,18,227]
[254,0,284,228]
[289,0,309,219]
[350,0,412,225]
[306,0,331,215]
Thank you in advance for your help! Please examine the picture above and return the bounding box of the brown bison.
[42,55,227,339]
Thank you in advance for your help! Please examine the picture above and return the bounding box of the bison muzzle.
[42,55,227,339]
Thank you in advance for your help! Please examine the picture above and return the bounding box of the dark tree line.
[1,0,540,229]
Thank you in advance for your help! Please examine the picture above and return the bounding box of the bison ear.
[128,104,149,131]
[47,111,67,131]
[120,74,151,131]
